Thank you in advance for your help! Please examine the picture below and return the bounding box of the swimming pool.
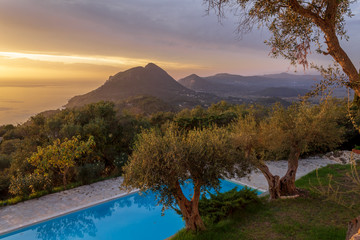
[0,180,260,240]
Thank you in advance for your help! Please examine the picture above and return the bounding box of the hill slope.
[178,74,249,97]
[66,63,216,108]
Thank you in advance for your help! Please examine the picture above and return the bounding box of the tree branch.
[288,0,360,96]
[324,0,339,24]
[288,0,326,28]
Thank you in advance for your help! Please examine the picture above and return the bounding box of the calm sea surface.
[0,80,102,125]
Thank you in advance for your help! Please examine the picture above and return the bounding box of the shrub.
[9,174,53,196]
[75,162,105,184]
[30,174,53,192]
[6,196,23,205]
[0,154,11,171]
[0,139,21,155]
[113,153,128,175]
[9,175,32,196]
[0,172,10,199]
[198,187,260,225]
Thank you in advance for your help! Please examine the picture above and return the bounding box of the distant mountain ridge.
[65,63,348,113]
[178,72,321,98]
[178,74,248,96]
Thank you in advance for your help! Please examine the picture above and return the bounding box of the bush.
[75,163,105,184]
[6,196,23,205]
[9,175,32,196]
[0,172,10,199]
[0,124,15,137]
[0,154,11,170]
[198,187,259,225]
[113,153,128,175]
[9,174,53,196]
[0,139,21,155]
[31,174,53,192]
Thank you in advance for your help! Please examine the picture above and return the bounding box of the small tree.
[28,136,95,188]
[232,100,344,199]
[122,124,251,231]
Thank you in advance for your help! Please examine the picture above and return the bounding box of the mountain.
[205,73,320,89]
[66,63,340,114]
[177,74,210,91]
[66,63,219,109]
[178,74,248,97]
[178,72,322,98]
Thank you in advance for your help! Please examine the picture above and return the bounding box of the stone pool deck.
[0,177,138,235]
[0,157,338,235]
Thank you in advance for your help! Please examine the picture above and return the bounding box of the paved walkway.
[0,157,337,235]
[234,157,337,192]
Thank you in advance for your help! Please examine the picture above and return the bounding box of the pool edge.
[0,189,139,236]
[1,179,267,238]
[226,178,267,194]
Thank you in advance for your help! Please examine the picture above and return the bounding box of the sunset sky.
[0,0,359,125]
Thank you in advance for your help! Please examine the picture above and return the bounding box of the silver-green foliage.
[122,123,252,211]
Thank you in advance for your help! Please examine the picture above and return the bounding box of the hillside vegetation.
[0,101,246,204]
[0,98,359,227]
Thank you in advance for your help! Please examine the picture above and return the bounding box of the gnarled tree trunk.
[258,162,281,199]
[257,147,300,199]
[280,148,300,196]
[174,180,206,231]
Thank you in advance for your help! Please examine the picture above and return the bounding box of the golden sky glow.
[0,51,206,80]
[0,0,359,125]
[0,51,205,69]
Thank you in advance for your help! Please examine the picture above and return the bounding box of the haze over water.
[0,79,102,125]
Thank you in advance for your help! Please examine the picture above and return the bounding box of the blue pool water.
[0,180,260,240]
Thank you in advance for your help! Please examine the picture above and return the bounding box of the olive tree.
[122,124,252,231]
[232,100,344,199]
[204,0,359,96]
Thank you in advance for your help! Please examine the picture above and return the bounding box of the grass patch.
[295,164,347,189]
[173,163,360,240]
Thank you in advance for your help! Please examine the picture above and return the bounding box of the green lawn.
[172,163,360,240]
